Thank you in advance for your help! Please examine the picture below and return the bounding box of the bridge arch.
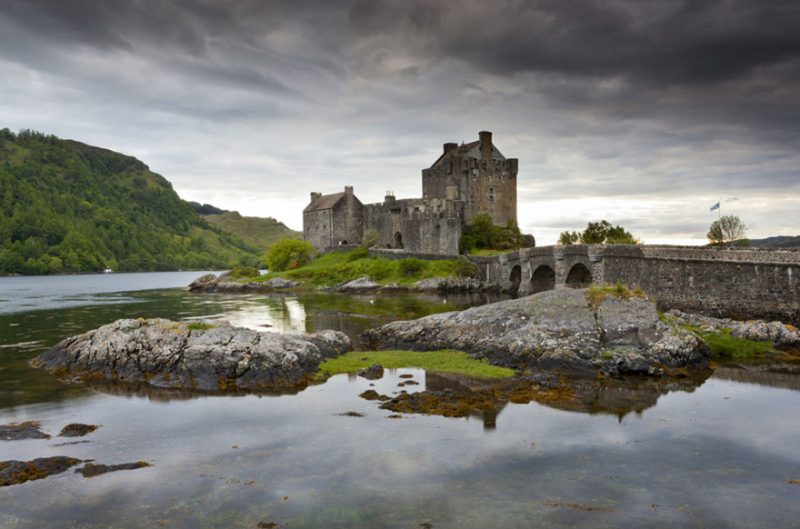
[565,263,592,288]
[530,265,556,294]
[509,265,522,295]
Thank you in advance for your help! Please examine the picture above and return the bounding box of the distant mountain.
[202,211,301,253]
[0,129,261,275]
[748,236,800,248]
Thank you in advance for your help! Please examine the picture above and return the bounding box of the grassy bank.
[253,249,475,288]
[687,325,776,359]
[316,350,515,380]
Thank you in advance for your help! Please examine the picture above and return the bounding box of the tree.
[265,239,315,272]
[558,230,581,245]
[708,215,747,245]
[559,220,638,245]
[460,214,526,253]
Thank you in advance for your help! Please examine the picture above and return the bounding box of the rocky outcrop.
[667,310,800,348]
[32,319,351,392]
[414,277,488,292]
[337,276,381,292]
[188,273,300,293]
[364,289,709,376]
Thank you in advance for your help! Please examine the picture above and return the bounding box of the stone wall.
[303,192,364,250]
[363,197,462,254]
[599,245,800,323]
[303,209,333,251]
[472,245,800,324]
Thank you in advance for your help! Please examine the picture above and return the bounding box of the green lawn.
[253,249,475,287]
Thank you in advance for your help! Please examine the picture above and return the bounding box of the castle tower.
[421,130,518,226]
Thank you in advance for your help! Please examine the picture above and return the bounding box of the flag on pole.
[710,201,720,212]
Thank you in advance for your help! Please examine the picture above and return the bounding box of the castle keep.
[303,131,518,254]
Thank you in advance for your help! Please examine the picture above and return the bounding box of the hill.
[0,129,261,275]
[202,211,301,253]
[748,236,800,248]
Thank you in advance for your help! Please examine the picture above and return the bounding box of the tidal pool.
[1,273,799,528]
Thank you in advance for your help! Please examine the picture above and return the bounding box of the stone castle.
[303,131,518,255]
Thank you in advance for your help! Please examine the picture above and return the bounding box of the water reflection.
[2,368,800,529]
[3,276,800,528]
[0,288,502,409]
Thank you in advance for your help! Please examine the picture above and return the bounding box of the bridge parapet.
[469,244,800,324]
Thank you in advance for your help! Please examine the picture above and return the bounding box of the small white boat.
[103,268,113,273]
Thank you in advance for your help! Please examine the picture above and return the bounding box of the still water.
[1,272,799,528]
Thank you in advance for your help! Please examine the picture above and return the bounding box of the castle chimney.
[310,192,321,201]
[443,142,457,154]
[479,131,492,160]
[384,191,396,205]
[344,186,353,195]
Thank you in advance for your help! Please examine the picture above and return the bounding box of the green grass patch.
[187,322,216,331]
[316,350,515,380]
[587,281,647,306]
[682,324,776,359]
[254,250,475,287]
[467,248,516,256]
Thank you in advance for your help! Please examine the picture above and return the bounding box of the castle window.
[447,161,452,175]
[489,188,495,202]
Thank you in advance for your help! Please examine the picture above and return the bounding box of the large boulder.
[364,289,709,376]
[32,319,351,392]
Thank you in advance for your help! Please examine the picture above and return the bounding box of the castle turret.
[479,130,492,160]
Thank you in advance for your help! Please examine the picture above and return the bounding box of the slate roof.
[303,191,346,212]
[430,139,506,167]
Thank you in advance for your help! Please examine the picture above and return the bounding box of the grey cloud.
[0,0,797,241]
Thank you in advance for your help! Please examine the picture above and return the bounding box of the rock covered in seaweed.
[32,319,351,392]
[364,288,710,376]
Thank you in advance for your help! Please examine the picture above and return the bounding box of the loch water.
[1,272,799,529]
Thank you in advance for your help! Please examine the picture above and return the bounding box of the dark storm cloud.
[0,0,798,242]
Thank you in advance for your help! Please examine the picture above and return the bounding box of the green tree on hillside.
[0,128,260,275]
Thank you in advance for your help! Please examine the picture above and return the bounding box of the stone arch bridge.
[468,245,800,324]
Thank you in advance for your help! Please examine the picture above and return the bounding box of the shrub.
[454,256,477,278]
[461,214,525,253]
[362,228,380,248]
[265,239,315,272]
[399,258,426,277]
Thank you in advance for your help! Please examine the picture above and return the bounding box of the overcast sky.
[1,0,798,244]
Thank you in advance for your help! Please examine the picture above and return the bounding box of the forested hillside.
[202,211,301,253]
[0,129,261,274]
